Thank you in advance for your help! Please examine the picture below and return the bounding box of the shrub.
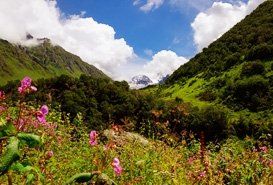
[224,75,270,111]
[198,90,217,102]
[241,61,265,77]
[224,52,241,70]
[190,106,228,141]
[246,44,273,61]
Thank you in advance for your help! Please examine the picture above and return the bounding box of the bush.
[241,61,265,77]
[198,90,217,102]
[190,106,228,141]
[224,75,270,111]
[224,52,241,70]
[246,44,273,61]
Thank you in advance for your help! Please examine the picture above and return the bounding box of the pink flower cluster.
[89,131,98,146]
[259,146,268,153]
[88,130,123,176]
[112,157,123,176]
[37,105,49,124]
[18,76,37,94]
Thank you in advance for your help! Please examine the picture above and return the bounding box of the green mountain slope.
[167,0,273,83]
[145,0,273,119]
[0,39,108,85]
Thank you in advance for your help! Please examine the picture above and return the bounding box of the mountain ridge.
[166,0,273,84]
[144,0,273,114]
[0,38,108,85]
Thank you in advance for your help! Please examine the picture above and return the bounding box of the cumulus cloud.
[169,0,215,12]
[115,50,188,83]
[143,50,188,82]
[191,0,266,51]
[0,0,134,77]
[144,49,154,57]
[134,0,165,12]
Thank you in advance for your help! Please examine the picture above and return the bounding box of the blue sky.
[0,0,264,82]
[57,0,203,59]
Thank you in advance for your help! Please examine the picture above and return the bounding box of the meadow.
[0,77,273,184]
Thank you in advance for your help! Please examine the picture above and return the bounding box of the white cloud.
[0,0,134,77]
[114,50,188,83]
[134,0,165,12]
[169,0,215,12]
[191,0,265,51]
[133,0,142,6]
[143,50,188,82]
[144,49,154,57]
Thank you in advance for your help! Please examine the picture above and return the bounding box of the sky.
[0,0,266,82]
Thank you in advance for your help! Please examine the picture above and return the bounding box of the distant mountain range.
[129,75,153,89]
[129,74,170,89]
[0,37,108,85]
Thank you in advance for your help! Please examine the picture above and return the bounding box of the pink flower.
[37,105,49,124]
[89,131,98,146]
[260,146,268,153]
[18,76,37,94]
[18,118,25,131]
[112,157,123,176]
[0,106,6,113]
[47,150,54,158]
[0,90,5,100]
[188,157,195,164]
[30,86,37,92]
[269,159,273,167]
[198,171,206,179]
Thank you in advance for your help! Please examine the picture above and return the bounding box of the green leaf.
[17,133,41,148]
[0,137,20,176]
[0,117,6,126]
[0,121,16,138]
[11,162,34,173]
[26,173,35,185]
[65,173,93,184]
[96,173,116,185]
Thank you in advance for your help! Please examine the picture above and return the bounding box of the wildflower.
[89,131,98,146]
[18,76,37,94]
[47,150,54,158]
[0,90,5,100]
[112,157,123,176]
[18,118,25,131]
[187,157,195,164]
[0,106,4,111]
[260,146,268,153]
[198,171,206,179]
[269,159,273,167]
[103,142,117,151]
[37,105,49,124]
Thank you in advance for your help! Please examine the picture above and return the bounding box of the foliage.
[246,44,273,61]
[241,61,265,77]
[0,77,54,184]
[224,75,271,111]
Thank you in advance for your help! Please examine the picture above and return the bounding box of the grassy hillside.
[149,1,273,111]
[0,39,108,85]
[140,1,273,139]
[167,0,273,83]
